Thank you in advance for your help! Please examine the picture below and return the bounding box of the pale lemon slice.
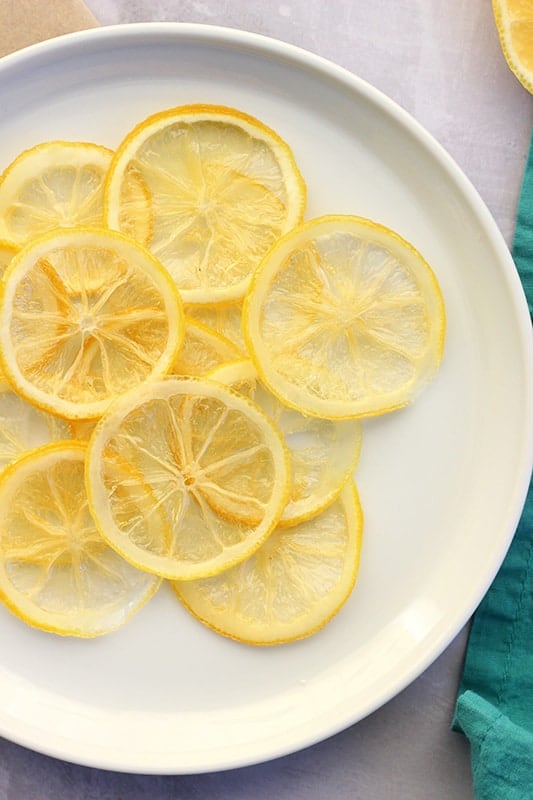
[243,215,446,419]
[0,380,70,472]
[86,377,291,580]
[170,319,242,377]
[209,359,362,526]
[173,480,363,644]
[0,141,113,245]
[104,104,306,303]
[0,441,161,636]
[493,0,533,93]
[184,301,246,353]
[0,227,184,419]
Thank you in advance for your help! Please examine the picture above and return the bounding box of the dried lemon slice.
[170,319,242,377]
[104,104,306,303]
[244,215,446,419]
[209,359,362,526]
[0,227,184,419]
[86,377,291,580]
[0,241,17,274]
[0,381,70,472]
[0,141,113,245]
[0,441,161,636]
[173,480,363,644]
[184,301,246,353]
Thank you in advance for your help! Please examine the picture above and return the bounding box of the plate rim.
[0,20,532,774]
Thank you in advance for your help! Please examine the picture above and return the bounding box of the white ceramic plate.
[0,23,531,774]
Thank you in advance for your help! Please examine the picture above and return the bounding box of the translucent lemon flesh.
[0,228,184,418]
[209,360,362,526]
[0,141,113,245]
[0,442,160,636]
[173,481,363,645]
[244,215,445,419]
[105,105,306,303]
[86,377,291,580]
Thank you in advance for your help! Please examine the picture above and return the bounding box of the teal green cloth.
[453,131,533,798]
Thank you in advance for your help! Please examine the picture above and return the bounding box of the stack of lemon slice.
[0,104,445,644]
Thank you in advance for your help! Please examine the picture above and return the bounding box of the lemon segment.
[173,480,363,645]
[0,227,185,419]
[86,377,291,580]
[243,215,446,420]
[170,319,242,377]
[0,141,113,245]
[104,104,306,304]
[209,359,362,526]
[493,0,533,93]
[0,442,161,637]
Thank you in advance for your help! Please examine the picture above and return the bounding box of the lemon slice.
[209,359,362,526]
[0,441,161,636]
[0,227,184,419]
[0,141,113,245]
[0,241,17,274]
[493,0,533,93]
[243,215,446,419]
[171,319,242,377]
[0,380,70,472]
[173,480,363,644]
[69,418,98,441]
[86,377,291,580]
[184,301,246,353]
[104,104,306,303]
[0,244,18,381]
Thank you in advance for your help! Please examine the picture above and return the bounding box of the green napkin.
[453,130,533,799]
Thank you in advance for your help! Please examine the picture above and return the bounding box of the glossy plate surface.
[0,23,531,773]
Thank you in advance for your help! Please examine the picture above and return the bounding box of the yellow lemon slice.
[0,380,70,472]
[173,480,363,645]
[243,215,446,419]
[104,104,306,303]
[209,359,362,526]
[0,227,184,419]
[86,377,291,580]
[170,319,242,377]
[0,241,17,274]
[184,301,246,353]
[0,441,161,636]
[0,141,113,245]
[0,244,18,381]
[493,0,533,93]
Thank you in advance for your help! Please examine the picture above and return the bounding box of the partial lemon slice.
[86,377,291,580]
[209,360,362,526]
[243,215,446,419]
[0,141,113,245]
[0,227,184,419]
[170,319,242,377]
[104,104,306,303]
[69,418,98,441]
[0,241,17,274]
[0,441,161,636]
[493,0,533,93]
[0,244,18,381]
[184,301,246,353]
[173,480,363,645]
[0,380,70,472]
